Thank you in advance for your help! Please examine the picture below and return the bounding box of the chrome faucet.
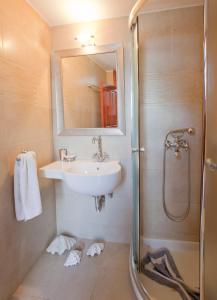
[59,148,76,162]
[92,136,109,162]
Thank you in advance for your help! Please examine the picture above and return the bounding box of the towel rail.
[16,150,30,162]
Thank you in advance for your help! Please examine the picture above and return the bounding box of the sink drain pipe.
[92,193,113,212]
[93,195,105,212]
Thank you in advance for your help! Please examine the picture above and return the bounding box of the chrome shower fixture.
[165,137,189,157]
[165,127,194,158]
[163,127,195,222]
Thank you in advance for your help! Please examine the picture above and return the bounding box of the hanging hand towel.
[14,151,42,221]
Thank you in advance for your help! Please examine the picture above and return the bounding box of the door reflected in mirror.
[61,52,118,129]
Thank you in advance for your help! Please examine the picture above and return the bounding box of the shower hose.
[162,134,191,222]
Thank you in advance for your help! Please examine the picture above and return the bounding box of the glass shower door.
[131,20,141,268]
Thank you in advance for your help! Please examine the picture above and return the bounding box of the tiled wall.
[139,6,204,242]
[52,18,132,244]
[0,1,56,299]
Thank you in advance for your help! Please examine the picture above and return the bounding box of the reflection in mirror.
[61,52,118,129]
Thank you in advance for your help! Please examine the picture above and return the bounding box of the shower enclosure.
[129,1,205,299]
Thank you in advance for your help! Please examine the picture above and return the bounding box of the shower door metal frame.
[129,1,154,299]
[130,17,152,300]
[200,1,207,299]
[131,19,141,269]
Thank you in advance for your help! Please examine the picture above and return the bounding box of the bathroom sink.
[39,161,67,180]
[64,160,121,196]
[40,160,122,196]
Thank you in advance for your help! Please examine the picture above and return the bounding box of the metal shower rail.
[128,0,148,29]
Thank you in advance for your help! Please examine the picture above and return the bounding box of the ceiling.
[27,0,204,27]
[88,53,116,71]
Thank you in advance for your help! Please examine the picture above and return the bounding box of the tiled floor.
[10,238,200,300]
[11,239,136,300]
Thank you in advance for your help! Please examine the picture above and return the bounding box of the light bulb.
[75,31,95,47]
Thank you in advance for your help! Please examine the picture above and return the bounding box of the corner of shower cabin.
[129,1,205,300]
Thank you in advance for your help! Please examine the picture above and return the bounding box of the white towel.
[14,151,42,221]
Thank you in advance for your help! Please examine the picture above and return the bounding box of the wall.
[0,1,56,299]
[139,6,204,242]
[106,70,115,85]
[52,18,132,243]
[62,56,106,128]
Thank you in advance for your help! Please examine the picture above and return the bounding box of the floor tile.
[11,239,135,300]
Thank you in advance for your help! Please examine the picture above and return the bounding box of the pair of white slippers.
[46,235,104,267]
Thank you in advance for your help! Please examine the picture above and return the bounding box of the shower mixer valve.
[164,127,194,158]
[165,137,190,157]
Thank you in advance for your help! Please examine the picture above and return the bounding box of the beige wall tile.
[140,70,203,104]
[0,13,3,57]
[139,6,203,242]
[0,1,56,300]
[139,11,173,74]
[171,6,204,72]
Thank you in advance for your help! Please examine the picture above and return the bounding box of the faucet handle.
[92,136,97,144]
[103,152,109,160]
[92,153,98,159]
[59,148,68,161]
[63,154,77,162]
[92,136,101,144]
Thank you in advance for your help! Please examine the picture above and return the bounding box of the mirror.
[52,44,125,136]
[62,53,117,129]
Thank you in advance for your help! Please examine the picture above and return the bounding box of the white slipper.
[86,243,104,257]
[64,250,82,267]
[46,235,76,255]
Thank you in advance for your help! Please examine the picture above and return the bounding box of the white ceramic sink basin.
[40,160,122,196]
[64,161,121,196]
